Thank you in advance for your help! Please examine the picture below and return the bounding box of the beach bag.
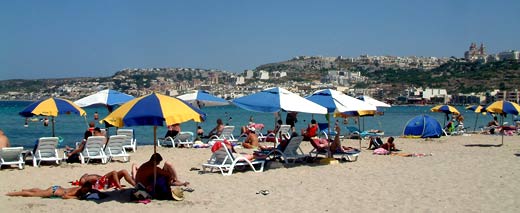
[66,153,81,163]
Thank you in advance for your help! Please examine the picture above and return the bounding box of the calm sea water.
[0,101,505,149]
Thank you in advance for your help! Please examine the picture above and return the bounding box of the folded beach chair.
[31,137,62,167]
[80,136,108,164]
[117,128,137,152]
[202,141,265,176]
[0,147,25,169]
[309,138,360,162]
[105,135,130,162]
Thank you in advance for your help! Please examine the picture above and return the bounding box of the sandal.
[182,187,195,192]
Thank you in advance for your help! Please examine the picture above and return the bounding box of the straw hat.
[171,187,184,201]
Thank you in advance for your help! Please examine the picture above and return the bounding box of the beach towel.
[373,148,389,155]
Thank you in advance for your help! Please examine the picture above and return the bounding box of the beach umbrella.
[177,90,229,108]
[465,105,487,132]
[74,89,135,112]
[101,92,205,194]
[19,97,86,137]
[74,89,135,134]
[232,87,327,159]
[430,104,460,127]
[100,92,206,152]
[485,100,520,145]
[357,95,391,108]
[357,95,391,130]
[232,87,327,114]
[306,89,377,150]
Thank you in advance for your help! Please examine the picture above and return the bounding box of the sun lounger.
[309,138,360,162]
[117,128,137,152]
[105,135,130,162]
[0,147,25,169]
[202,141,265,176]
[80,136,108,164]
[31,137,62,167]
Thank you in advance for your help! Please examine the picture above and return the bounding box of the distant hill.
[255,58,520,94]
[359,60,520,94]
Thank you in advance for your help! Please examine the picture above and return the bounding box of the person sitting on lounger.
[301,119,318,141]
[165,123,181,139]
[208,118,224,138]
[6,182,93,199]
[133,153,189,198]
[241,127,259,149]
[329,125,358,153]
[78,169,136,190]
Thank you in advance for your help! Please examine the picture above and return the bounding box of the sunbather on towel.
[6,182,93,199]
[78,169,136,190]
[380,137,398,152]
[329,125,359,153]
[367,136,384,150]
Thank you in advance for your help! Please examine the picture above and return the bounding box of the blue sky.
[1,0,519,80]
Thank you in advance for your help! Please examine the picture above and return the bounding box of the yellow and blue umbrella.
[484,100,520,146]
[102,92,206,193]
[465,105,487,132]
[485,100,520,115]
[101,92,206,152]
[431,104,460,127]
[19,97,86,136]
[102,92,205,127]
[466,105,486,113]
[431,105,460,115]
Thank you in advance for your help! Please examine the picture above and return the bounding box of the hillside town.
[1,43,519,105]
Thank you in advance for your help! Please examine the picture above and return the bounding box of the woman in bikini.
[78,169,136,190]
[6,182,93,199]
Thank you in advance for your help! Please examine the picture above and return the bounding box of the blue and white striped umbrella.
[177,90,229,108]
[74,89,134,109]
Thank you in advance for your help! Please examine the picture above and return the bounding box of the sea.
[0,100,508,149]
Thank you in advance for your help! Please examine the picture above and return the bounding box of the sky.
[1,0,520,80]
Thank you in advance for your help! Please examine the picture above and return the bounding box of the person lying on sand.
[78,169,136,190]
[380,137,399,152]
[6,182,93,199]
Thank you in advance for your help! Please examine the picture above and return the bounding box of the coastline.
[1,134,519,212]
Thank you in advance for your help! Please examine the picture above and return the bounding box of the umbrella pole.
[501,115,504,146]
[52,117,55,137]
[473,114,479,132]
[153,126,157,196]
[358,119,362,149]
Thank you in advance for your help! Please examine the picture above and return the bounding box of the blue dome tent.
[403,115,443,138]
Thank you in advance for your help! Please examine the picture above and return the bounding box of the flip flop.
[183,187,195,192]
[256,190,270,195]
[189,167,201,171]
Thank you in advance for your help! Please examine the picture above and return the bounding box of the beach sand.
[1,134,520,212]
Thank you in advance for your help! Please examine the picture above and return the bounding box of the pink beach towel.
[373,148,389,155]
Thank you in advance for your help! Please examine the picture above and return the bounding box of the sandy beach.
[1,134,520,212]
